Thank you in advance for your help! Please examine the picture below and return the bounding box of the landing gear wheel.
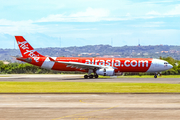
[154,75,157,78]
[94,74,99,78]
[89,75,94,79]
[84,75,88,79]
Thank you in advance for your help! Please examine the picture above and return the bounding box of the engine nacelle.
[96,68,115,76]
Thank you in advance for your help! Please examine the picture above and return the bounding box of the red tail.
[15,36,44,58]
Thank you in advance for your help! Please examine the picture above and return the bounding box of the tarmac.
[0,94,180,120]
[0,75,180,120]
[0,74,180,84]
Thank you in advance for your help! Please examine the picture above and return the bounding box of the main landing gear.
[84,74,99,79]
[84,69,99,79]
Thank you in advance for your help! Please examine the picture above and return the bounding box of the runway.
[0,94,180,120]
[0,75,180,119]
[0,74,180,84]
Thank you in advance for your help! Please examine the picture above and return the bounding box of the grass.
[99,75,180,78]
[0,82,180,93]
[0,76,11,77]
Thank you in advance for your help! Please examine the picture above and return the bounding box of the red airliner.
[15,36,173,78]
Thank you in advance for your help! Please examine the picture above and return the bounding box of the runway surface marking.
[52,99,119,120]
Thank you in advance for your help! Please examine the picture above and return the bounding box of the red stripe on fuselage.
[51,57,152,72]
[17,57,153,73]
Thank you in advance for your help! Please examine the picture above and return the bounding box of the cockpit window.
[164,62,169,64]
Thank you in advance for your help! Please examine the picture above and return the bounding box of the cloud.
[0,19,33,26]
[129,22,165,28]
[126,13,131,17]
[37,7,110,22]
[37,14,65,22]
[0,3,180,37]
[70,7,109,17]
[0,19,46,35]
[165,4,180,15]
[145,4,180,18]
[146,11,161,16]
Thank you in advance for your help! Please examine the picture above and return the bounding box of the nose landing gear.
[154,72,162,78]
[154,72,158,78]
[154,74,157,78]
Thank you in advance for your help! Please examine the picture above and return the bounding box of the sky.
[0,0,180,48]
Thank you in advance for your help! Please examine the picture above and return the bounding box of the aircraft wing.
[49,57,117,70]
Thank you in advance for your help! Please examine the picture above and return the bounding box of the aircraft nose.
[169,64,173,69]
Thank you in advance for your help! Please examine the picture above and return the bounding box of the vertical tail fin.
[15,36,44,58]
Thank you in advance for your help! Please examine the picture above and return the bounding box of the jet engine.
[96,68,115,76]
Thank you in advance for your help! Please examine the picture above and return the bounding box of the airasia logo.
[85,59,149,67]
[18,41,39,57]
[18,41,29,49]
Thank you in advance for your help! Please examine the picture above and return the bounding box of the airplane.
[14,36,173,79]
